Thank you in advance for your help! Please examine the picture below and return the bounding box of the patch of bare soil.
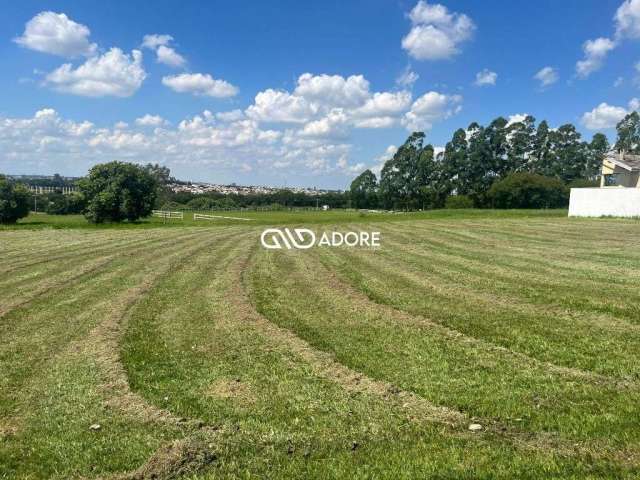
[119,439,217,480]
[205,378,256,405]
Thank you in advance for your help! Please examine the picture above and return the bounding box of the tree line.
[349,113,631,210]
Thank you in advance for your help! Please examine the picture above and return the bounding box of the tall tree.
[379,132,427,210]
[586,133,609,180]
[531,120,553,176]
[441,128,468,195]
[349,169,378,209]
[506,115,536,173]
[548,124,587,183]
[614,112,640,153]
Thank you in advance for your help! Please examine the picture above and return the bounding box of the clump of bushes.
[0,175,30,224]
[42,192,85,215]
[488,172,568,209]
[444,195,474,209]
[78,161,157,223]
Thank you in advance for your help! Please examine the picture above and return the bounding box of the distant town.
[6,174,343,196]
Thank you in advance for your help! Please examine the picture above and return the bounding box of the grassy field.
[1,210,639,479]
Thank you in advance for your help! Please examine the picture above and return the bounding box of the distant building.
[600,152,640,188]
[569,151,640,217]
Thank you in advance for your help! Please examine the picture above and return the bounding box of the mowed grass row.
[0,227,242,479]
[120,229,627,479]
[247,219,640,472]
[1,215,640,478]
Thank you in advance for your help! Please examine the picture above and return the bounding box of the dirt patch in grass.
[0,421,19,440]
[205,378,256,405]
[117,439,217,480]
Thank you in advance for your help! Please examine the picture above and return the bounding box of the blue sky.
[1,0,639,188]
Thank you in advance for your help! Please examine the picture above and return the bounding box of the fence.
[27,185,78,195]
[193,213,253,221]
[152,210,184,219]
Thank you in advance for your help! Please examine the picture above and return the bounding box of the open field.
[1,208,566,230]
[1,211,640,478]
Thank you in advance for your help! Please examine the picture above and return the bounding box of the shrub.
[444,195,474,209]
[567,178,599,188]
[42,191,85,215]
[0,175,30,224]
[488,173,568,209]
[78,162,157,223]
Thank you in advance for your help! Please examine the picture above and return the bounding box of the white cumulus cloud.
[533,66,559,87]
[401,1,475,61]
[44,48,146,97]
[576,37,616,78]
[474,69,497,86]
[293,73,371,108]
[402,91,462,131]
[581,98,639,129]
[396,66,419,88]
[156,45,186,68]
[135,114,167,127]
[615,0,640,39]
[14,11,97,58]
[162,73,238,98]
[246,89,318,123]
[141,34,186,68]
[141,34,173,50]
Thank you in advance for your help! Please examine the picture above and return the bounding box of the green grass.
[2,208,567,230]
[1,211,639,479]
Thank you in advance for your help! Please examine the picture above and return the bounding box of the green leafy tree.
[614,111,640,153]
[379,132,425,209]
[531,120,554,176]
[78,161,157,223]
[0,175,30,224]
[444,194,474,209]
[506,115,536,173]
[144,163,173,208]
[42,191,85,215]
[349,169,378,209]
[441,128,468,195]
[548,124,588,183]
[488,172,568,209]
[586,133,609,180]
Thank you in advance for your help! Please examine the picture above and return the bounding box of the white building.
[569,152,640,217]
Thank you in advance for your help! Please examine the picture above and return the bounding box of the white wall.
[569,188,640,217]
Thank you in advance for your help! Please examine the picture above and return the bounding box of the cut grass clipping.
[1,210,639,479]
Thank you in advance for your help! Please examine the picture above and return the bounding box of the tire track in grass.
[0,231,204,322]
[310,247,627,389]
[389,220,640,281]
[0,229,189,279]
[263,248,640,466]
[0,230,240,476]
[383,221,640,294]
[232,245,471,428]
[77,230,242,430]
[375,230,640,331]
[333,240,640,380]
[0,231,222,412]
[0,231,194,300]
